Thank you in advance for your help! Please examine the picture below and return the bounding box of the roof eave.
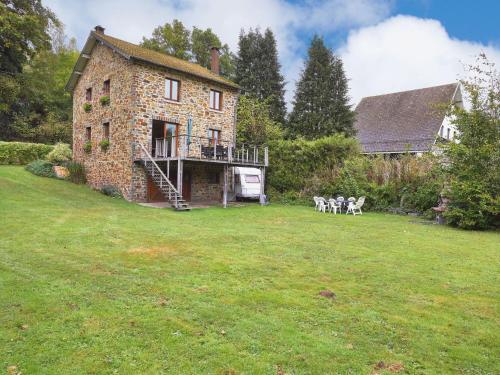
[65,31,239,92]
[129,56,239,90]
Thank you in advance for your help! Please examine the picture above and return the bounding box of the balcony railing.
[146,134,268,166]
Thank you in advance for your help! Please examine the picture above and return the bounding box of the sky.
[43,0,500,108]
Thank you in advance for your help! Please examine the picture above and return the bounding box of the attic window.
[209,89,222,110]
[86,88,92,101]
[103,79,110,96]
[165,78,179,101]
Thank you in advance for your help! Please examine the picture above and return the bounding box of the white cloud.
[43,0,392,108]
[43,2,499,110]
[339,15,500,105]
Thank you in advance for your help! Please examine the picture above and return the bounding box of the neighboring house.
[66,26,268,210]
[354,83,462,155]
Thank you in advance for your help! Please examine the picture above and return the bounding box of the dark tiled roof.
[66,31,239,92]
[354,83,459,153]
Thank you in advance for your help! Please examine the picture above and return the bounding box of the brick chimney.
[210,47,220,75]
[94,25,105,34]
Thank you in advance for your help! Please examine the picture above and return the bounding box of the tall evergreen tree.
[288,35,354,139]
[236,28,286,124]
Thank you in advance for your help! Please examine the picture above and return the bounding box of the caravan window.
[244,175,260,183]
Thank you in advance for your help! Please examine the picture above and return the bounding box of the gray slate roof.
[354,83,459,153]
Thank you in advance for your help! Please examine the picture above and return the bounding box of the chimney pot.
[210,46,220,75]
[94,25,105,34]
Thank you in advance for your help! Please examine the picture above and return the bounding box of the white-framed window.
[165,78,180,101]
[209,89,222,110]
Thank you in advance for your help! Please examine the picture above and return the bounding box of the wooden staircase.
[138,144,190,211]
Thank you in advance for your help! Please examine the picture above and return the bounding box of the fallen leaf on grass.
[7,365,21,375]
[371,361,404,374]
[319,290,336,300]
[387,363,404,372]
[157,297,170,306]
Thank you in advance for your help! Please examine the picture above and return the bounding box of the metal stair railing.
[137,142,185,209]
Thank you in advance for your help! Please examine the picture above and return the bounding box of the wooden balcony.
[135,134,268,167]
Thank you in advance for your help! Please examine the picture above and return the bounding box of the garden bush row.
[0,141,54,165]
[267,136,443,216]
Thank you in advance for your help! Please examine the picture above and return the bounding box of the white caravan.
[234,167,262,200]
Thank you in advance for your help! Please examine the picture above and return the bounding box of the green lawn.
[0,166,499,375]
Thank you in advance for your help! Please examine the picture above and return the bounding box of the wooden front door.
[182,171,191,201]
[147,176,165,202]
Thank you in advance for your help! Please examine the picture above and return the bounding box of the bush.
[267,135,359,194]
[99,139,110,151]
[0,141,54,165]
[25,159,56,178]
[99,95,110,106]
[66,161,86,184]
[83,141,92,153]
[444,179,499,230]
[46,143,72,164]
[83,103,92,112]
[100,185,122,198]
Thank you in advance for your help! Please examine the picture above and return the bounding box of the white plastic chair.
[346,196,365,215]
[313,196,319,211]
[317,197,328,213]
[328,199,340,214]
[336,196,345,213]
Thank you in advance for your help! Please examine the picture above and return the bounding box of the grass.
[0,166,499,374]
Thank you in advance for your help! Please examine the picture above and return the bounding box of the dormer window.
[209,89,222,111]
[165,78,179,101]
[86,88,92,101]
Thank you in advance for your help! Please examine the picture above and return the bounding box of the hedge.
[267,134,359,193]
[266,136,444,215]
[0,141,55,165]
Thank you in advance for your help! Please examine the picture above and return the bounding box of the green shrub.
[46,143,72,164]
[99,139,110,151]
[100,185,122,198]
[83,103,92,112]
[99,95,110,106]
[83,141,92,153]
[267,135,359,193]
[66,161,86,184]
[402,178,442,213]
[444,179,499,230]
[25,159,56,178]
[0,141,54,165]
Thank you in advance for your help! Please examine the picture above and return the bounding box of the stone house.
[354,83,462,156]
[66,26,268,210]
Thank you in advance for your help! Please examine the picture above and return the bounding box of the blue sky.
[394,0,499,45]
[44,0,500,105]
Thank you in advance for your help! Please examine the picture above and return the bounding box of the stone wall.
[130,61,238,202]
[73,41,239,203]
[132,61,238,149]
[188,163,225,202]
[73,42,136,199]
